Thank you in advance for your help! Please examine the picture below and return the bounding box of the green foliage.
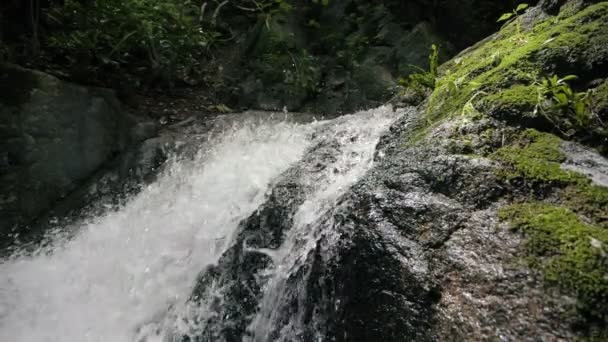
[413,2,608,142]
[497,3,529,37]
[399,44,440,90]
[236,0,328,43]
[334,32,369,67]
[499,203,608,323]
[284,49,320,92]
[46,0,217,85]
[256,28,320,93]
[535,74,591,135]
[429,43,439,81]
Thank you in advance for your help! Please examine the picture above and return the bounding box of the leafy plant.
[429,43,439,81]
[46,0,218,86]
[497,3,529,37]
[535,74,591,135]
[260,47,320,93]
[400,44,440,90]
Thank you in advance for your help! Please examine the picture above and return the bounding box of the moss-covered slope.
[419,1,608,149]
[401,0,608,336]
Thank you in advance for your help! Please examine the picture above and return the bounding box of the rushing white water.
[0,118,317,342]
[247,106,399,341]
[0,106,400,342]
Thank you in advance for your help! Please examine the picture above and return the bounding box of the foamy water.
[0,106,402,342]
[0,118,316,342]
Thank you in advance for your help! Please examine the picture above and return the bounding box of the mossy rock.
[493,128,608,226]
[500,203,608,332]
[491,129,580,184]
[562,184,608,229]
[494,129,608,329]
[482,84,539,123]
[589,80,608,152]
[417,2,608,140]
[592,80,608,120]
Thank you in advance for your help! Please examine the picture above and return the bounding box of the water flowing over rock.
[2,1,608,340]
[173,106,403,342]
[1,101,607,341]
[0,114,318,342]
[168,106,600,341]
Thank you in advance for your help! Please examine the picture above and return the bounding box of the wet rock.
[0,64,133,241]
[561,141,608,187]
[181,101,583,341]
[540,0,568,14]
[131,121,159,143]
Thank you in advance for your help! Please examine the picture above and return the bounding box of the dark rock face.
[348,117,578,341]
[0,64,134,240]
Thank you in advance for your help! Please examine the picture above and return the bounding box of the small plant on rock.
[534,74,591,135]
[497,3,529,38]
[399,44,439,90]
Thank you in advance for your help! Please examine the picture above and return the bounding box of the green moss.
[595,80,608,101]
[562,185,608,230]
[496,128,608,325]
[500,203,608,322]
[493,128,608,229]
[407,2,608,143]
[591,80,608,115]
[482,84,538,119]
[492,129,584,183]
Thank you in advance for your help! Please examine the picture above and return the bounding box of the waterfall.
[246,107,399,342]
[0,106,402,342]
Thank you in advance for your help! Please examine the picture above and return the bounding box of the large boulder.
[0,64,133,241]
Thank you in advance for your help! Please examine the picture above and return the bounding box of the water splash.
[0,106,403,342]
[246,106,399,342]
[0,118,316,342]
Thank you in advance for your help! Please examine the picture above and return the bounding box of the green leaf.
[497,12,514,22]
[516,3,529,12]
[469,81,482,89]
[560,75,578,82]
[574,101,586,118]
[554,93,568,105]
[448,81,458,94]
